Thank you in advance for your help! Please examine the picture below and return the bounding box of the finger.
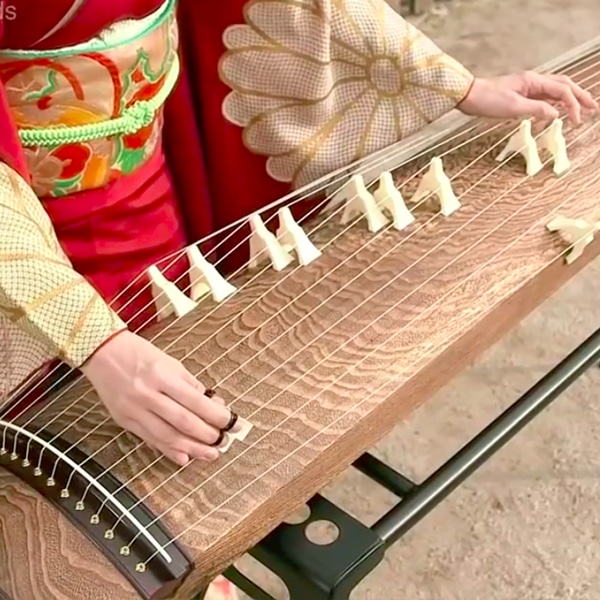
[126,419,190,466]
[163,374,233,430]
[128,407,220,464]
[550,74,598,110]
[203,391,243,433]
[510,96,559,121]
[528,76,581,123]
[149,391,223,445]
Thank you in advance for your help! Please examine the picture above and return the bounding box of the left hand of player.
[458,71,599,125]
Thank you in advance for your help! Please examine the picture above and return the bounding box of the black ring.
[211,430,225,447]
[222,411,239,432]
[205,388,216,398]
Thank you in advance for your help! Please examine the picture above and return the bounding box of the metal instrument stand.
[195,327,600,600]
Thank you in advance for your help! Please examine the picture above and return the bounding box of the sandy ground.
[235,1,600,599]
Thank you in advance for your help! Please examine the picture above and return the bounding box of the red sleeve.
[0,20,30,182]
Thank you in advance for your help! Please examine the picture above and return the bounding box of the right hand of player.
[80,330,235,466]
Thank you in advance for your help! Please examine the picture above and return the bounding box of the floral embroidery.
[0,0,177,198]
[219,0,473,188]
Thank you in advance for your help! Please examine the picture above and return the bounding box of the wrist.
[80,327,129,374]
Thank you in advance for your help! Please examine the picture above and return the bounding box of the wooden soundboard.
[2,41,600,600]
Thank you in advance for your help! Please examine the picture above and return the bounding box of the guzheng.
[2,35,600,600]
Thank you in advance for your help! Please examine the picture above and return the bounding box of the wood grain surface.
[2,45,600,600]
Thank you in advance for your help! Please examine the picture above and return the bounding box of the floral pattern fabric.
[0,0,178,198]
[219,0,474,188]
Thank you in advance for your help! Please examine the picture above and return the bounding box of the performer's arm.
[0,162,127,369]
[219,0,474,185]
[219,0,596,187]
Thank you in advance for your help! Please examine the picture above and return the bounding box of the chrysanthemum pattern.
[220,0,474,188]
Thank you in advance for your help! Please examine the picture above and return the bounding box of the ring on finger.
[211,430,226,447]
[222,411,238,432]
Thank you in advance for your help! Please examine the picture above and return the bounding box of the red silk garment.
[1,0,319,326]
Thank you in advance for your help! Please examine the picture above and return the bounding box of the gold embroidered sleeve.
[219,0,474,188]
[0,163,126,369]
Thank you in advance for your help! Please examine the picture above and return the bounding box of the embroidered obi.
[0,0,179,198]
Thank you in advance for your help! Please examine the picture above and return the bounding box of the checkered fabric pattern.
[0,164,125,398]
[220,0,474,188]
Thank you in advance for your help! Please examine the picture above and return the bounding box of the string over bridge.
[332,174,389,232]
[538,118,571,176]
[216,416,254,453]
[276,207,322,266]
[411,157,461,216]
[186,245,237,302]
[249,213,294,271]
[147,265,197,321]
[373,171,415,230]
[496,119,544,176]
[546,215,599,264]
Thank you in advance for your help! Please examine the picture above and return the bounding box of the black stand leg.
[224,328,600,600]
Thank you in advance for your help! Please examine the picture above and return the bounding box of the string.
[38,50,600,459]
[64,67,600,507]
[112,101,600,540]
[17,75,567,464]
[5,42,599,420]
[10,45,600,445]
[141,151,600,565]
[6,51,600,486]
[60,106,564,496]
[26,116,509,468]
[2,94,505,436]
[11,41,600,422]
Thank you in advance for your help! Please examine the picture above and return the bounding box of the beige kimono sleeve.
[0,163,126,396]
[219,0,474,188]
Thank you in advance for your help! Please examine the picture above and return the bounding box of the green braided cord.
[19,54,180,148]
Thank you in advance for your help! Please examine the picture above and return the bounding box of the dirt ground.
[236,1,600,599]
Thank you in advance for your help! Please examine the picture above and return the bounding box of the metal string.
[52,64,600,507]
[10,45,599,419]
[0,98,502,430]
[138,150,600,563]
[112,103,600,541]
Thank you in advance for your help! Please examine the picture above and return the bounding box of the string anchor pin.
[9,452,17,461]
[60,488,70,499]
[90,514,100,525]
[46,477,55,487]
[0,448,7,456]
[120,546,131,557]
[135,563,147,573]
[104,529,115,540]
[33,467,42,476]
